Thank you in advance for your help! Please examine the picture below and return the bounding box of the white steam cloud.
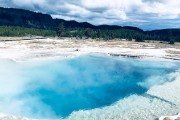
[67,69,180,120]
[0,56,179,119]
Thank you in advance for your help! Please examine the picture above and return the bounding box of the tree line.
[0,24,179,45]
[57,23,179,43]
[0,26,56,37]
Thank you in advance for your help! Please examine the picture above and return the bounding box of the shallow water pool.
[0,55,179,119]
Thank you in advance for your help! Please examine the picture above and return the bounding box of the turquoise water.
[0,55,179,118]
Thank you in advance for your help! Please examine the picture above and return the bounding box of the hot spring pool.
[0,55,180,119]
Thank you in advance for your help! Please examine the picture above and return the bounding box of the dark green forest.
[0,26,56,37]
[57,25,180,43]
[0,7,179,43]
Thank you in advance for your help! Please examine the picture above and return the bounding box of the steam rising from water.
[0,55,179,119]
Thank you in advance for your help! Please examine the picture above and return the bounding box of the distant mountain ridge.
[0,7,180,42]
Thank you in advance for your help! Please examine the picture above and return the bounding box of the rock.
[163,117,172,120]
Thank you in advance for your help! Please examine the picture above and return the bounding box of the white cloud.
[63,3,92,17]
[103,9,128,20]
[139,1,180,19]
[0,0,180,29]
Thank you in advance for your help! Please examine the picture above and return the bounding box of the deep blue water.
[0,55,179,118]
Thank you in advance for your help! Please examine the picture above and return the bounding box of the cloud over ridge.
[0,0,180,30]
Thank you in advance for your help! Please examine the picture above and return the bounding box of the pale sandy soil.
[0,37,179,62]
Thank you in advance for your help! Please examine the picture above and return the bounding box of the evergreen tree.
[57,22,64,37]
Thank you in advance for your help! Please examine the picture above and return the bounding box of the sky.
[0,0,180,30]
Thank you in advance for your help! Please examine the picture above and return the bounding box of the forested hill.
[0,7,179,42]
[0,7,142,31]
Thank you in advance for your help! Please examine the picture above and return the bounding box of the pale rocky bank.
[0,37,180,62]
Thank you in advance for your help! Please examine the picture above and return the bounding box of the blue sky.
[0,0,180,30]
